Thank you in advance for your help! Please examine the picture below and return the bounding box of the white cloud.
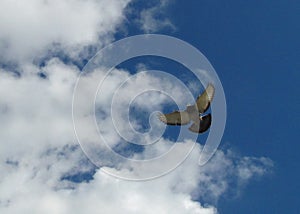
[0,0,130,63]
[0,60,273,213]
[138,0,176,33]
[0,59,78,158]
[237,156,273,181]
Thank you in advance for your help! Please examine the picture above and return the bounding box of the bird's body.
[158,84,215,133]
[186,105,200,122]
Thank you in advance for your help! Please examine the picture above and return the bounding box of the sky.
[0,0,299,213]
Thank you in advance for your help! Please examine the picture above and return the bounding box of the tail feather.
[188,114,212,133]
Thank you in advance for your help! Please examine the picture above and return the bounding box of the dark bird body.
[158,84,215,133]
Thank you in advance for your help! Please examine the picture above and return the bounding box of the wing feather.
[195,84,215,113]
[158,110,190,126]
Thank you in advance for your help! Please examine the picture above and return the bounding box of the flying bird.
[158,84,215,133]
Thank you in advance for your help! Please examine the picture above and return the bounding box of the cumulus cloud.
[0,0,130,63]
[0,0,273,213]
[130,0,175,33]
[140,9,175,33]
[0,60,273,213]
[0,59,78,158]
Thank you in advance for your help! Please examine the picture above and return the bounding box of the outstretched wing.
[195,84,215,113]
[158,110,190,126]
[188,114,212,133]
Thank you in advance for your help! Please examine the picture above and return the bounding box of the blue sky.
[0,0,299,213]
[121,0,300,212]
[166,0,300,212]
